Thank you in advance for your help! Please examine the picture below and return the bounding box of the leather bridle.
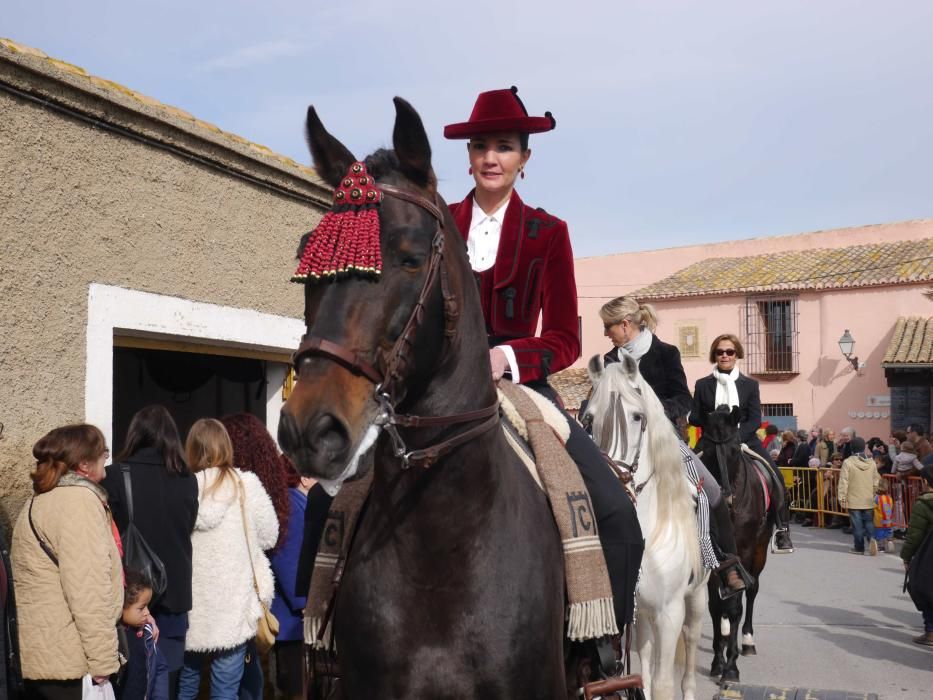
[291,182,500,469]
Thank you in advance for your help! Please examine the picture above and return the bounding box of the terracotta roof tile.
[883,317,933,366]
[635,238,933,300]
[548,367,591,410]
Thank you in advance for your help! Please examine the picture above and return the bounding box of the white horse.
[584,352,709,700]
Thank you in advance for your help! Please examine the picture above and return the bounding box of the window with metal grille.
[743,297,799,375]
[762,403,794,417]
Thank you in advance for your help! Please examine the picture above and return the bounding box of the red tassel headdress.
[292,162,383,283]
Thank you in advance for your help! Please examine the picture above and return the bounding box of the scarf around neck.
[622,330,653,362]
[712,366,741,411]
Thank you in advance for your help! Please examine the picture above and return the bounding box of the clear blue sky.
[5,1,932,256]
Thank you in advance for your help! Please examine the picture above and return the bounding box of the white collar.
[469,196,510,232]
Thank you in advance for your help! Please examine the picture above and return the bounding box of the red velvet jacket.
[449,190,580,383]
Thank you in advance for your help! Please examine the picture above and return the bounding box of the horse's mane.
[590,361,701,577]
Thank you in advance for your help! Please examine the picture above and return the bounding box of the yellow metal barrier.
[780,467,924,529]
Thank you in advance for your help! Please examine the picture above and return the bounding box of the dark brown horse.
[277,99,569,698]
[696,405,772,684]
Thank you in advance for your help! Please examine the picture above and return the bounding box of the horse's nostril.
[309,413,349,458]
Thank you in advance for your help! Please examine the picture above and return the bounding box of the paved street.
[633,524,932,699]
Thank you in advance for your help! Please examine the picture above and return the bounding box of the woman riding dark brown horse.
[445,87,643,634]
[697,405,774,684]
[279,99,568,698]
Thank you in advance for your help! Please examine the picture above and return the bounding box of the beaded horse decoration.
[293,162,383,282]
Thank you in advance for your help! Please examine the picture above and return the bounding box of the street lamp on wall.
[838,329,860,372]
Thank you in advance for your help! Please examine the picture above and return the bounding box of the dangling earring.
[468,167,473,175]
[520,168,525,180]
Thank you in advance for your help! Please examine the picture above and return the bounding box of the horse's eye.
[633,414,643,422]
[401,256,423,270]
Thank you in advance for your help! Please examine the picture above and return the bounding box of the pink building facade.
[571,220,933,436]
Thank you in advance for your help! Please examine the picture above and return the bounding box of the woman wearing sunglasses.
[690,333,794,552]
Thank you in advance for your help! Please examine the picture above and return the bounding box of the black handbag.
[120,465,168,601]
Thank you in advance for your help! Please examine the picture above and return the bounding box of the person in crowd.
[809,427,830,465]
[894,441,923,480]
[775,430,797,467]
[889,430,907,459]
[873,479,895,554]
[1,521,18,698]
[904,424,933,466]
[102,404,198,696]
[118,570,168,700]
[823,453,847,529]
[789,429,811,467]
[178,419,278,700]
[690,333,794,552]
[836,427,856,460]
[901,464,933,646]
[867,437,886,458]
[270,466,315,700]
[599,295,745,595]
[220,413,291,551]
[762,424,781,455]
[822,430,837,463]
[874,453,894,476]
[839,437,881,555]
[443,86,644,632]
[11,424,123,700]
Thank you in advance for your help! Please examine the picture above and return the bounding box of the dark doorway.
[113,346,268,454]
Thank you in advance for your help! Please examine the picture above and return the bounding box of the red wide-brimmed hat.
[443,86,556,139]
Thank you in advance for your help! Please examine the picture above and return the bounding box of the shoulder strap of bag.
[121,464,135,525]
[234,472,263,604]
[28,497,59,567]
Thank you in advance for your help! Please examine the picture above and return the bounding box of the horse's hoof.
[720,668,740,683]
[741,644,757,656]
[710,660,724,678]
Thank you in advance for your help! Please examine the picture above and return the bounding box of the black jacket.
[690,373,764,448]
[102,448,198,614]
[604,335,693,424]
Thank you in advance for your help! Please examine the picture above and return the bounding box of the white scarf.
[712,366,741,410]
[622,329,653,362]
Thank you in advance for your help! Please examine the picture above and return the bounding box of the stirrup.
[770,528,794,554]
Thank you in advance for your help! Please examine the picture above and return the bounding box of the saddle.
[739,444,775,512]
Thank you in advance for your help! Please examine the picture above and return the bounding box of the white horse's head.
[584,351,697,551]
[584,352,647,471]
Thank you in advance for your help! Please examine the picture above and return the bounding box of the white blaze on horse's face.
[585,353,646,470]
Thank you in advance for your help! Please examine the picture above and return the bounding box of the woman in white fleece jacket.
[177,419,278,700]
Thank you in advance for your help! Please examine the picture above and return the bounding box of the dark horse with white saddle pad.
[278,99,637,699]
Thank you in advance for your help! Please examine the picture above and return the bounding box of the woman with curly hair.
[219,414,290,550]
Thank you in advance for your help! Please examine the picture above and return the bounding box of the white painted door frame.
[85,283,303,450]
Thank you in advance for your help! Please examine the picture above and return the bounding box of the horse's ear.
[392,97,433,188]
[730,405,741,424]
[586,354,605,384]
[618,349,638,380]
[305,106,357,188]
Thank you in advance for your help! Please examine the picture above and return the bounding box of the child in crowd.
[119,570,169,700]
[901,465,933,647]
[894,441,923,479]
[874,479,895,554]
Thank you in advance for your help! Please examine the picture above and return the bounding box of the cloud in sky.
[4,0,933,256]
[199,40,305,72]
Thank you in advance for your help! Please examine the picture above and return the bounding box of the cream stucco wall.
[0,51,328,523]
